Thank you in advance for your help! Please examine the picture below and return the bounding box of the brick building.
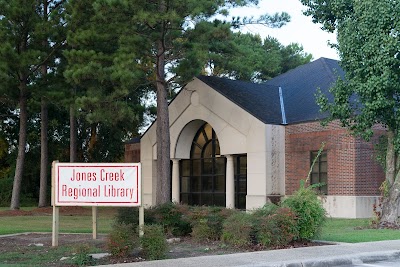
[138,58,385,218]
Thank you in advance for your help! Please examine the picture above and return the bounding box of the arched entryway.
[178,122,247,209]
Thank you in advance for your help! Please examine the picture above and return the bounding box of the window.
[234,155,247,209]
[180,123,225,206]
[310,151,327,194]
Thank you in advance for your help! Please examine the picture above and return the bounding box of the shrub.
[148,203,192,236]
[282,185,326,240]
[107,223,139,257]
[72,244,93,266]
[115,203,192,237]
[253,207,298,247]
[252,203,279,218]
[189,206,234,241]
[140,224,168,260]
[222,211,253,248]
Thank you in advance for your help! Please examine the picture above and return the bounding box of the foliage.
[0,177,13,206]
[282,186,326,240]
[72,244,93,267]
[222,211,253,248]
[302,0,400,224]
[188,206,234,241]
[140,224,168,260]
[253,207,298,247]
[107,223,139,257]
[148,203,192,237]
[252,202,279,218]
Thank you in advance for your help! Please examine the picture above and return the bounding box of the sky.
[230,0,339,60]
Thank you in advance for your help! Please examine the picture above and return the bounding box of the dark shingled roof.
[197,57,344,125]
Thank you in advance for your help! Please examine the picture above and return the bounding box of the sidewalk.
[97,240,400,267]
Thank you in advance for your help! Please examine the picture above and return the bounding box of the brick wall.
[285,121,384,196]
[124,141,140,163]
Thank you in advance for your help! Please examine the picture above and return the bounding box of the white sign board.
[54,163,141,207]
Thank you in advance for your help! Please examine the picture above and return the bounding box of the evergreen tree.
[0,0,66,209]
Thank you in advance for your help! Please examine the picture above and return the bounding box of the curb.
[264,250,400,267]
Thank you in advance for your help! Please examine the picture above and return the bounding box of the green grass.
[0,207,116,234]
[320,218,400,243]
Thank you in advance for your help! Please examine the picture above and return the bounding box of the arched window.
[180,123,226,206]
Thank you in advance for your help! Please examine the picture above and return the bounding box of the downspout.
[279,86,287,125]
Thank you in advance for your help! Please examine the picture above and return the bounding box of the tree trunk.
[10,83,28,210]
[88,123,98,162]
[379,130,400,225]
[38,98,48,207]
[69,105,77,162]
[155,0,171,204]
[38,0,49,207]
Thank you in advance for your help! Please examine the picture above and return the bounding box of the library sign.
[54,163,141,207]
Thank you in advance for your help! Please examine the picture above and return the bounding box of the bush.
[148,203,192,236]
[140,224,168,260]
[222,211,253,248]
[72,244,93,266]
[189,206,234,241]
[252,202,279,218]
[107,223,139,257]
[253,207,298,247]
[115,203,192,237]
[282,186,326,240]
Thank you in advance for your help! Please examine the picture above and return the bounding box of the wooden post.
[92,206,98,239]
[51,161,59,247]
[52,205,59,247]
[139,206,144,237]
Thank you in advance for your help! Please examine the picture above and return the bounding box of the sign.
[54,163,141,207]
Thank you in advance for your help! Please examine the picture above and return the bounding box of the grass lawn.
[320,218,400,243]
[0,207,116,235]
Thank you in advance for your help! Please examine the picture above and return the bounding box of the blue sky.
[231,0,339,60]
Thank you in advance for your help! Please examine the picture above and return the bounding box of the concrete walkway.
[97,240,400,267]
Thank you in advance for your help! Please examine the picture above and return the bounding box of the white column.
[171,159,180,203]
[225,155,235,209]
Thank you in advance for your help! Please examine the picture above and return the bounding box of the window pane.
[215,140,220,156]
[180,193,189,204]
[312,163,319,173]
[203,142,213,158]
[203,158,213,174]
[204,123,212,140]
[320,152,327,161]
[202,193,213,205]
[192,145,201,158]
[191,176,201,192]
[196,132,206,147]
[311,173,319,184]
[214,194,225,207]
[239,178,247,193]
[181,177,190,193]
[215,158,225,175]
[215,175,225,192]
[202,176,213,192]
[181,160,190,176]
[192,194,200,205]
[320,162,327,173]
[193,159,201,176]
[238,156,247,175]
[320,173,328,184]
[237,194,246,209]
